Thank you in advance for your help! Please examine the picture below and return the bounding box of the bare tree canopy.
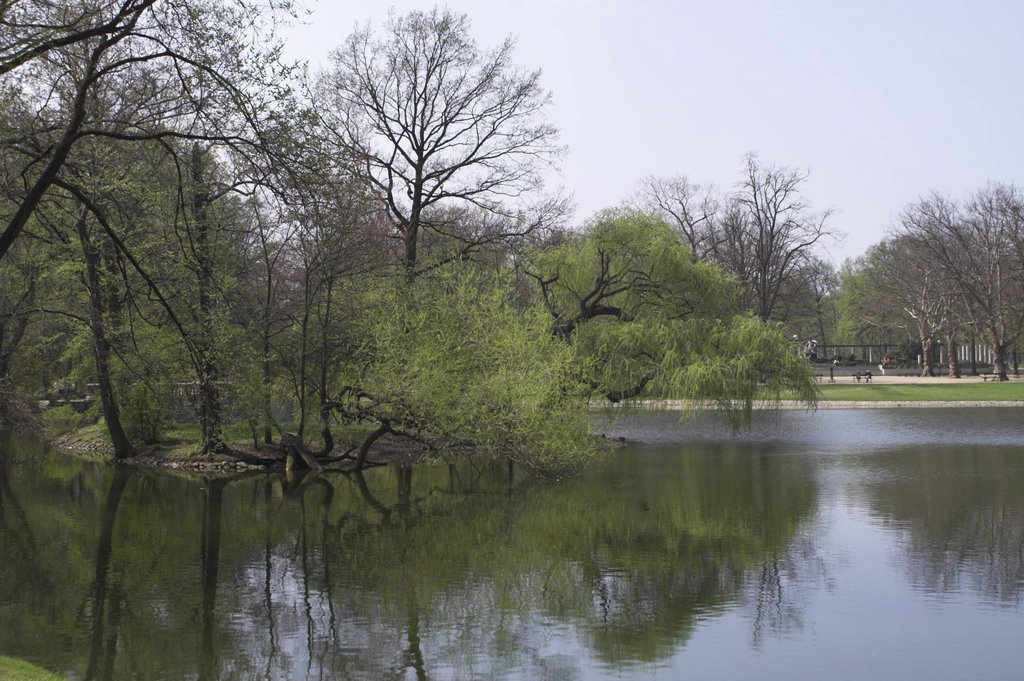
[638,153,836,322]
[868,238,957,376]
[733,153,834,321]
[895,184,1024,380]
[319,7,562,272]
[638,175,719,260]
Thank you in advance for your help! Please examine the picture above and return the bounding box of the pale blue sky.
[283,0,1024,264]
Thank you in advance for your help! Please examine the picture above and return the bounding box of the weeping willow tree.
[324,263,593,475]
[524,211,818,421]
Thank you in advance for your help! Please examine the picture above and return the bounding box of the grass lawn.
[813,382,1024,402]
[0,657,66,681]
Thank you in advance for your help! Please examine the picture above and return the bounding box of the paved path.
[782,399,1023,409]
[819,373,1024,385]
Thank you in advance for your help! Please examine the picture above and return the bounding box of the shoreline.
[628,373,1024,411]
[774,400,1021,410]
[628,399,1024,411]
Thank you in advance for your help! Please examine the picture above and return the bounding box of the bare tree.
[777,255,839,348]
[319,8,562,274]
[638,155,835,322]
[897,187,1024,380]
[285,180,386,451]
[638,175,719,259]
[730,153,834,322]
[711,198,757,309]
[875,238,950,377]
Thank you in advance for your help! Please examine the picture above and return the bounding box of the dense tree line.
[838,185,1024,380]
[2,3,820,471]
[637,161,1024,380]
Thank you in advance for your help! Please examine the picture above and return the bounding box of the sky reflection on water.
[596,406,1024,450]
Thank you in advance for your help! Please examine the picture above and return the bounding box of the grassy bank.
[0,657,66,681]
[814,382,1024,402]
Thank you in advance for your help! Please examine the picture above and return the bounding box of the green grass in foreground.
[0,656,66,681]
[812,382,1024,402]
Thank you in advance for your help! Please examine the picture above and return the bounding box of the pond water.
[2,408,1024,680]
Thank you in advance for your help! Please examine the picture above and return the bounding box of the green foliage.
[663,315,820,423]
[534,211,736,318]
[0,656,67,681]
[118,384,169,444]
[41,405,85,436]
[526,211,818,419]
[834,242,908,345]
[343,263,594,473]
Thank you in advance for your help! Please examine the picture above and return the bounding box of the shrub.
[119,384,169,444]
[41,404,83,435]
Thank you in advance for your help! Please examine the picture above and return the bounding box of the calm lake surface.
[2,408,1024,680]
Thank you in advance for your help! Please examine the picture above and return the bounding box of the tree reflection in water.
[859,446,1024,607]
[1,439,826,679]
[84,465,132,681]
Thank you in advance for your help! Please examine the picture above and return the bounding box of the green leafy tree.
[0,236,46,380]
[328,263,592,474]
[525,211,817,418]
[0,0,300,262]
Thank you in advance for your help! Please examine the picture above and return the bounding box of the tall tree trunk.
[945,331,960,378]
[969,330,979,375]
[0,284,33,379]
[296,273,311,442]
[403,225,418,275]
[318,279,334,457]
[76,209,133,460]
[197,358,223,452]
[920,336,935,377]
[198,478,226,681]
[992,339,1009,381]
[318,389,333,456]
[84,466,133,681]
[191,144,224,453]
[261,240,275,445]
[403,195,422,276]
[262,330,273,445]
